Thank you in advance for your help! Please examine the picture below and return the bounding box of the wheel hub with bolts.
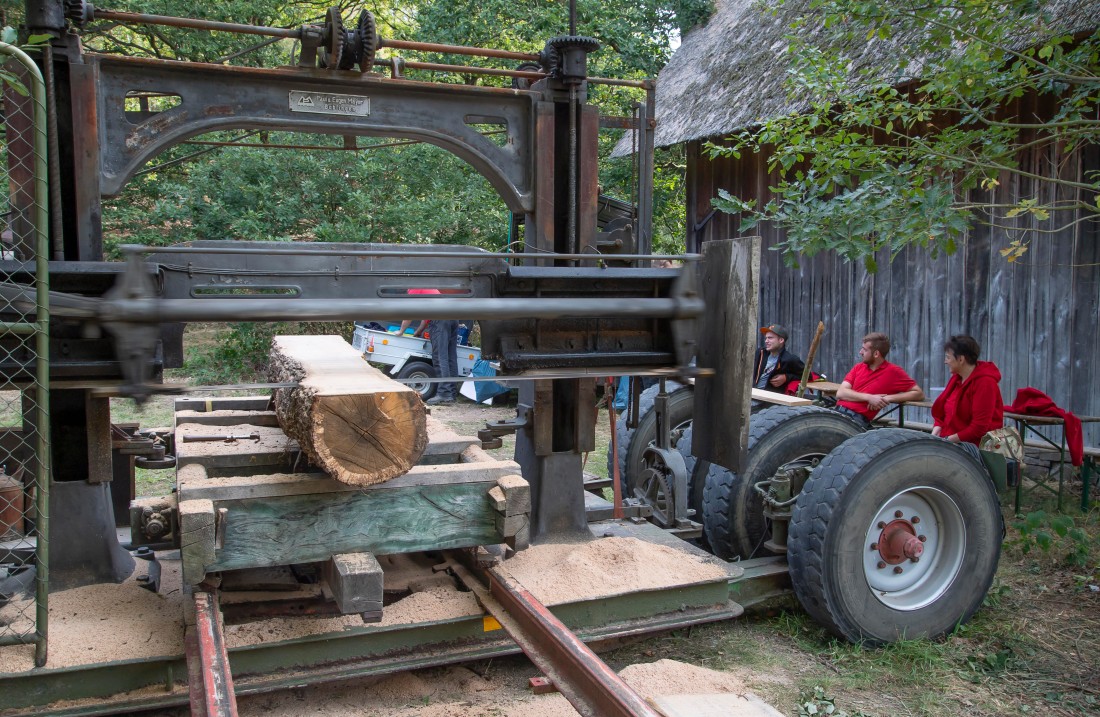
[862,486,965,611]
[875,519,925,564]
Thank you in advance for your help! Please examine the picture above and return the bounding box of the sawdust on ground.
[223,585,482,649]
[217,657,759,717]
[0,559,185,672]
[498,536,730,605]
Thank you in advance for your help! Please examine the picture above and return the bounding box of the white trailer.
[351,323,481,400]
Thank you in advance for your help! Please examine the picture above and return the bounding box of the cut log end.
[269,335,427,486]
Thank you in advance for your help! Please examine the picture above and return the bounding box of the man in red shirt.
[834,332,924,427]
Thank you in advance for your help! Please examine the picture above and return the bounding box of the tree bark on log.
[269,335,427,486]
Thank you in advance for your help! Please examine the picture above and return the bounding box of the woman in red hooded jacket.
[931,335,1004,445]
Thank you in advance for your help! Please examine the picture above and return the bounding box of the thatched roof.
[614,0,1098,153]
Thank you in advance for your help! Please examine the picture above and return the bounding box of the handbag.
[979,426,1024,462]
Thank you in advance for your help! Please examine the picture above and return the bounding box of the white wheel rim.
[862,486,965,611]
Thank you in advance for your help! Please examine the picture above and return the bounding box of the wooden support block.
[487,486,507,511]
[179,499,216,586]
[495,474,530,516]
[494,512,530,538]
[322,552,384,615]
[269,335,427,486]
[507,521,530,552]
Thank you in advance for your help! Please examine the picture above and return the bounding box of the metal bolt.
[870,542,879,551]
[877,521,886,529]
[876,561,886,569]
[918,535,927,542]
[893,566,904,574]
[911,516,921,524]
[894,510,903,518]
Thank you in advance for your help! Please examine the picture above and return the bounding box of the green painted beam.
[205,483,503,574]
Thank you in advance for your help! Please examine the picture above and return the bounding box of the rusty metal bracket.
[182,434,261,444]
[478,406,530,449]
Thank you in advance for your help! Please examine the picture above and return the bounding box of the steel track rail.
[450,561,660,717]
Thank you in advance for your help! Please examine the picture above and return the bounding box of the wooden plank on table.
[749,388,811,406]
[804,380,842,394]
[206,482,504,573]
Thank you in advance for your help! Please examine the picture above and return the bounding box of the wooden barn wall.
[685,136,1100,446]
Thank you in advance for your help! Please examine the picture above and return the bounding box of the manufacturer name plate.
[289,91,370,117]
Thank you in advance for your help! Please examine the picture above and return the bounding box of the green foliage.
[1009,510,1098,568]
[708,0,1100,267]
[183,321,353,384]
[798,686,872,717]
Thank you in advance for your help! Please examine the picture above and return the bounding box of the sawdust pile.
[0,560,185,673]
[377,586,480,626]
[499,536,730,604]
[224,612,364,649]
[224,586,481,649]
[230,658,762,716]
[620,658,748,694]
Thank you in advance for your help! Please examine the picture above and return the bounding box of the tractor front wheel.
[788,429,1003,644]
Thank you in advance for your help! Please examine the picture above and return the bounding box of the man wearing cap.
[834,331,924,427]
[753,325,806,395]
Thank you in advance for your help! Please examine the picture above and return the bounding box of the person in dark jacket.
[932,334,1004,446]
[753,324,805,394]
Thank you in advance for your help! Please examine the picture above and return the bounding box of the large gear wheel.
[65,0,94,26]
[339,9,379,72]
[318,6,345,70]
[634,445,687,529]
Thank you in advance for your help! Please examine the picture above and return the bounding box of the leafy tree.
[708,0,1100,269]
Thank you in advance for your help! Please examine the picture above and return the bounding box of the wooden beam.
[204,482,506,575]
[749,388,812,406]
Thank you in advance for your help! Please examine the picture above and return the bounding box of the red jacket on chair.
[931,361,1004,446]
[1007,387,1084,466]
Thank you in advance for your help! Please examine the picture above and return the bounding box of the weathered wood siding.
[685,137,1100,445]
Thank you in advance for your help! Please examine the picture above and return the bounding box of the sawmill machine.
[0,2,1005,715]
[0,2,757,715]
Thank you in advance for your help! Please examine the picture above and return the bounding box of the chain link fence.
[0,41,51,668]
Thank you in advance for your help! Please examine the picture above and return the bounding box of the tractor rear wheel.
[788,429,1003,644]
[701,406,864,560]
[607,382,692,495]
